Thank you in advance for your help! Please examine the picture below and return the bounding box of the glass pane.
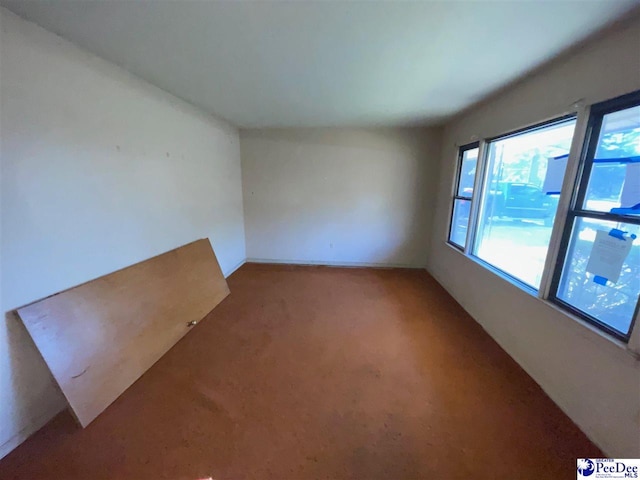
[449,199,471,248]
[457,147,479,197]
[583,105,640,214]
[474,119,576,288]
[556,217,640,336]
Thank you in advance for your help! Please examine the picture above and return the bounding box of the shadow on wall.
[1,312,66,455]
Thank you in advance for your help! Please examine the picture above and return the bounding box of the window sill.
[442,240,640,362]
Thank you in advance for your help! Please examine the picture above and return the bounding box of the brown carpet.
[0,263,600,479]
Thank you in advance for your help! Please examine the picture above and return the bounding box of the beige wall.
[0,9,245,458]
[2,0,639,464]
[241,128,442,267]
[428,15,640,456]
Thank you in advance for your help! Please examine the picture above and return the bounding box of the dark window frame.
[447,142,479,250]
[549,90,640,342]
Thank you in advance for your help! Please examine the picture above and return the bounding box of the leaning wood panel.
[17,239,229,427]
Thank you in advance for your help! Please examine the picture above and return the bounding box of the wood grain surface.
[17,239,229,427]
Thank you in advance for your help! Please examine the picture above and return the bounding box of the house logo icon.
[577,459,595,477]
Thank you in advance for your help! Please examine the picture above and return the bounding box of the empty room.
[1,1,639,479]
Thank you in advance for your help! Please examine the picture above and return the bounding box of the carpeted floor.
[0,263,600,479]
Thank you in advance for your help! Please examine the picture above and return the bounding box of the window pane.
[449,199,471,248]
[457,147,479,197]
[556,217,640,336]
[474,119,576,288]
[583,105,640,214]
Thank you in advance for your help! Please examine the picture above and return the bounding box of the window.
[551,93,640,340]
[448,143,479,249]
[447,90,640,343]
[473,118,577,289]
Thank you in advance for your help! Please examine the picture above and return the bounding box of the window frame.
[548,91,640,342]
[470,114,578,291]
[444,89,640,348]
[447,142,479,251]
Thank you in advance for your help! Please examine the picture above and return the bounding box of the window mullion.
[539,104,591,299]
[464,140,487,255]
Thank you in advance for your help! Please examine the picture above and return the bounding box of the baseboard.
[223,259,246,278]
[0,400,65,461]
[245,258,427,269]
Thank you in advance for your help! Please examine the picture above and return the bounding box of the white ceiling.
[2,1,638,128]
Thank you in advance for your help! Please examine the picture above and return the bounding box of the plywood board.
[17,239,229,427]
